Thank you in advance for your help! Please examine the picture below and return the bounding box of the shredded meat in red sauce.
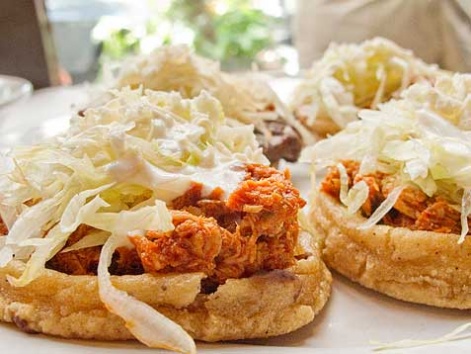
[46,225,143,275]
[0,220,7,236]
[321,160,464,234]
[44,164,305,283]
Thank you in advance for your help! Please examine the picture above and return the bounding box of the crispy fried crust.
[0,231,331,342]
[311,192,471,309]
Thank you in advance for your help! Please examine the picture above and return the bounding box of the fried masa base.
[311,192,471,309]
[0,232,331,342]
[294,110,342,141]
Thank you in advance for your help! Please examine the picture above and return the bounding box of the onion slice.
[359,185,405,230]
[98,234,196,353]
[96,201,195,353]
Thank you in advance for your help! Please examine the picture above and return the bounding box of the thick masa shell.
[312,192,471,309]
[0,232,331,342]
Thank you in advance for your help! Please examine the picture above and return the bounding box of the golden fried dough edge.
[311,192,471,309]
[0,232,332,342]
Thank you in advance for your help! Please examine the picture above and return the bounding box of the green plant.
[167,0,275,67]
[100,28,141,60]
[95,0,276,72]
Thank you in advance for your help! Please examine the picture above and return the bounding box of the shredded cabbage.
[0,191,71,267]
[359,186,405,230]
[98,233,195,353]
[304,73,471,239]
[7,224,70,287]
[402,74,471,130]
[291,37,443,136]
[0,88,268,351]
[336,162,369,214]
[60,184,113,233]
[112,44,313,144]
[61,230,109,253]
[96,201,195,353]
[337,163,350,205]
[345,181,370,215]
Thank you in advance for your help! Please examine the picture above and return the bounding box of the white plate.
[0,85,90,152]
[0,75,33,107]
[0,84,470,353]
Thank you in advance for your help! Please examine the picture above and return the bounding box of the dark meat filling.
[255,120,303,164]
[321,160,465,234]
[254,103,303,164]
[45,164,305,283]
[0,220,7,236]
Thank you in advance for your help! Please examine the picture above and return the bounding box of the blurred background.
[45,0,299,84]
[1,0,471,89]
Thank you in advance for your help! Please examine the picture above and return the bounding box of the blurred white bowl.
[0,75,33,107]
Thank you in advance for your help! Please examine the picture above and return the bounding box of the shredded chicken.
[132,164,304,283]
[0,219,7,236]
[47,225,143,275]
[46,164,305,283]
[322,160,467,234]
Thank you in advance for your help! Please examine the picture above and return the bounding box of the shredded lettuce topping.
[303,73,471,241]
[0,88,267,352]
[337,163,369,214]
[113,44,313,144]
[371,322,471,351]
[291,37,442,136]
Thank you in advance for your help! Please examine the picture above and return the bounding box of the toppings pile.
[291,37,442,138]
[47,164,305,285]
[0,88,308,352]
[303,73,471,243]
[114,45,287,126]
[113,45,307,162]
[322,160,466,235]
